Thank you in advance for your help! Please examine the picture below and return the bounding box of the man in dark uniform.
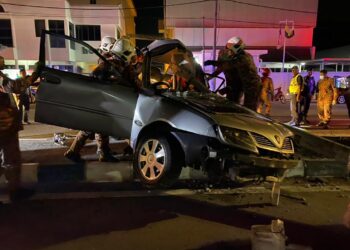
[205,36,261,110]
[0,56,39,201]
[300,68,316,125]
[18,68,31,124]
[64,37,136,162]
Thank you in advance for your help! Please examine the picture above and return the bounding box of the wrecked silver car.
[35,31,350,188]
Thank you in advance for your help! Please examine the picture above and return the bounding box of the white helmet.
[99,36,116,53]
[111,38,136,63]
[226,36,245,54]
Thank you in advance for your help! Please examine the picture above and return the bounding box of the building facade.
[164,0,318,67]
[0,0,136,74]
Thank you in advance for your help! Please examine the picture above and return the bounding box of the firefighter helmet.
[111,38,136,63]
[226,36,245,54]
[99,36,116,53]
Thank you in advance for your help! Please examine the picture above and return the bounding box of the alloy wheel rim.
[138,139,166,181]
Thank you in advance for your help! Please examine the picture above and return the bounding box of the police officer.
[300,68,316,125]
[287,66,303,126]
[257,68,274,116]
[316,69,338,129]
[206,37,261,110]
[0,56,39,201]
[64,37,136,162]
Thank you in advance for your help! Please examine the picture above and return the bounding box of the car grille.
[252,133,294,152]
[282,137,293,151]
[251,133,275,148]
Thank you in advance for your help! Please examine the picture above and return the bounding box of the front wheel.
[133,134,182,188]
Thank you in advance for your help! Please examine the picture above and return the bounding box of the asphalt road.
[1,185,350,250]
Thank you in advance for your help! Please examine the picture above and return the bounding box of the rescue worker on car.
[169,50,206,92]
[205,36,262,110]
[287,66,303,127]
[64,37,136,162]
[169,50,209,93]
[0,56,40,201]
[316,69,338,129]
[257,68,274,116]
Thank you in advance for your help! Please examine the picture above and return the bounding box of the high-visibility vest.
[289,74,301,94]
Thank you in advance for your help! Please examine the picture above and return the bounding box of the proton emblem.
[274,135,281,144]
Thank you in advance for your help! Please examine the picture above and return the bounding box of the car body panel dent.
[130,94,216,148]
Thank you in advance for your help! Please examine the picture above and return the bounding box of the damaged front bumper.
[235,154,302,170]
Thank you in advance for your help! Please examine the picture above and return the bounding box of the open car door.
[35,31,138,138]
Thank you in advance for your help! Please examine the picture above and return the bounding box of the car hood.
[211,113,293,138]
[163,92,293,138]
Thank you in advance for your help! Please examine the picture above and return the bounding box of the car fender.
[130,94,216,148]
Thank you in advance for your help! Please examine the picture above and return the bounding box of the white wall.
[166,0,318,28]
[174,27,314,48]
[0,0,133,68]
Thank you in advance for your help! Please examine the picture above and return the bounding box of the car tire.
[133,134,182,188]
[280,95,286,104]
[338,95,346,104]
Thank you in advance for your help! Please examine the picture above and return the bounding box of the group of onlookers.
[287,66,340,129]
[256,65,348,129]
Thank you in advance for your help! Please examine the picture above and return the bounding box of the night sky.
[133,0,163,48]
[314,0,350,50]
[133,0,350,52]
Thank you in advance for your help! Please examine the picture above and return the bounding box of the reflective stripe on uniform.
[289,74,301,94]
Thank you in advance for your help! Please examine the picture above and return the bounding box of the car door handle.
[43,73,61,84]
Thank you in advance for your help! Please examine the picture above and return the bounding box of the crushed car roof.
[143,39,187,57]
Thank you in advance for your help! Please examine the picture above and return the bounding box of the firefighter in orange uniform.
[257,68,274,116]
[316,69,338,129]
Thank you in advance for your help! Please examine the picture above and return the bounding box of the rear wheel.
[280,95,286,104]
[338,95,346,104]
[133,134,182,188]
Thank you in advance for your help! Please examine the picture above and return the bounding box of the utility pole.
[212,0,218,90]
[280,19,287,73]
[212,0,218,62]
[202,17,205,66]
[280,19,294,73]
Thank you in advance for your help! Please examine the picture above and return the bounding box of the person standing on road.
[316,70,338,129]
[64,37,136,162]
[0,56,40,201]
[300,68,316,125]
[286,66,303,126]
[205,36,262,110]
[257,68,274,116]
[17,68,31,124]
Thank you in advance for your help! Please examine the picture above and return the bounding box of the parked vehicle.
[274,87,286,104]
[35,31,350,187]
[334,76,349,104]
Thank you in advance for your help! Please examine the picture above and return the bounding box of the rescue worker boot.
[95,134,119,162]
[323,122,330,129]
[317,121,326,127]
[5,166,35,202]
[97,150,119,162]
[64,131,90,162]
[23,111,30,124]
[64,150,83,162]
